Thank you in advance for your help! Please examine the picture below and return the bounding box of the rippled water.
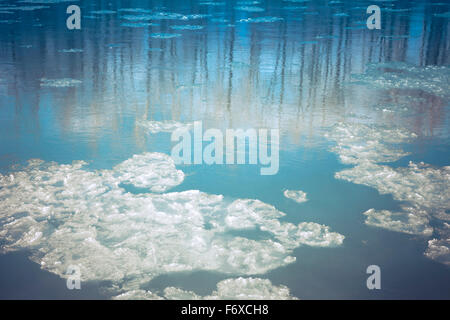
[0,0,449,299]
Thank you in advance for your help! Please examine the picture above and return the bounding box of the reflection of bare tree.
[0,0,448,151]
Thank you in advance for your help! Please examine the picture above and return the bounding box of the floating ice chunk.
[114,277,298,300]
[181,14,212,20]
[382,35,410,40]
[170,25,204,30]
[266,222,345,248]
[235,6,265,12]
[137,119,193,134]
[205,278,298,300]
[113,153,184,192]
[363,208,432,236]
[143,12,185,20]
[327,122,450,265]
[298,40,318,45]
[199,2,226,6]
[58,49,83,53]
[384,8,411,12]
[210,18,229,23]
[121,22,158,28]
[283,0,309,3]
[18,0,75,3]
[164,278,298,300]
[425,238,450,265]
[237,1,261,4]
[113,290,164,300]
[0,19,19,24]
[225,199,285,230]
[150,33,182,39]
[40,78,82,88]
[333,12,349,17]
[163,287,201,300]
[7,5,49,10]
[283,190,307,203]
[282,6,307,10]
[326,122,415,165]
[238,16,283,23]
[90,10,116,15]
[434,12,450,18]
[0,153,344,297]
[336,162,450,210]
[121,14,155,21]
[351,62,450,98]
[118,8,152,14]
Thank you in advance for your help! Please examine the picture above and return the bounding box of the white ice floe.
[351,62,450,98]
[363,208,432,236]
[58,49,83,53]
[336,162,450,213]
[136,119,193,134]
[18,0,75,3]
[283,190,307,203]
[113,290,164,300]
[425,223,450,266]
[165,277,298,300]
[325,122,416,165]
[425,239,450,266]
[0,153,344,297]
[40,78,82,88]
[327,121,450,264]
[170,25,204,31]
[150,33,182,39]
[113,277,298,300]
[238,17,284,23]
[234,6,265,12]
[113,153,184,192]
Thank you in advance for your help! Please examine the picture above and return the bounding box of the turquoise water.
[0,0,449,299]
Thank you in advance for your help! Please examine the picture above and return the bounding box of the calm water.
[0,0,449,299]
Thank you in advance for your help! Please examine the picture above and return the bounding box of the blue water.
[0,0,449,299]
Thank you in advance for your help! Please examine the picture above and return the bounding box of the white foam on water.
[0,153,344,297]
[283,190,307,203]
